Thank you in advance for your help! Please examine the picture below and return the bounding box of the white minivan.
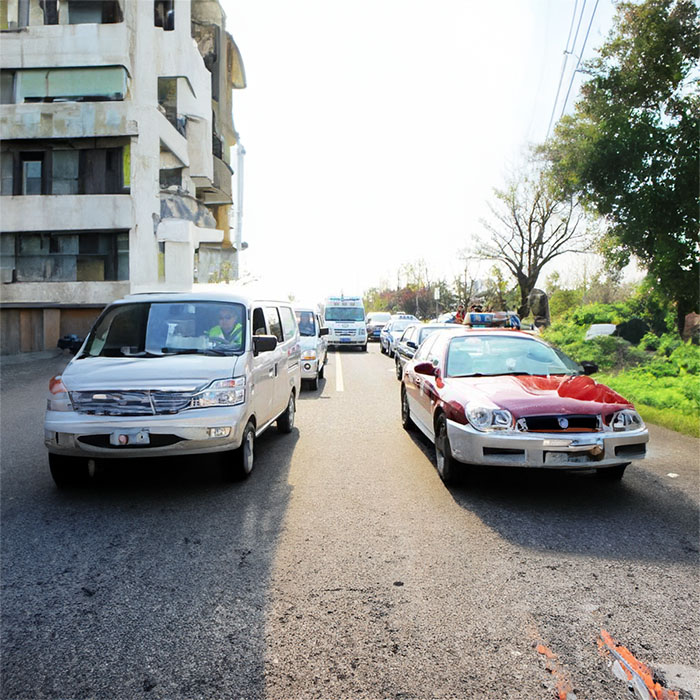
[293,306,329,390]
[44,290,301,486]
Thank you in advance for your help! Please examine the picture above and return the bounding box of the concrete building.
[0,0,246,355]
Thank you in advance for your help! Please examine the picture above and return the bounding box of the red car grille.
[518,414,601,433]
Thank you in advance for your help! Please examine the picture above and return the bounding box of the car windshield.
[295,310,317,337]
[80,301,246,358]
[325,307,365,322]
[418,327,443,343]
[445,335,581,377]
[368,314,391,324]
[391,320,414,332]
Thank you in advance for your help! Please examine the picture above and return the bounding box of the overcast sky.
[219,0,617,303]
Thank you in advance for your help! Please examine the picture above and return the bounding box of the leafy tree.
[542,0,699,334]
[474,164,590,317]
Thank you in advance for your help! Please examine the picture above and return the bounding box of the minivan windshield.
[81,301,247,358]
[325,307,365,322]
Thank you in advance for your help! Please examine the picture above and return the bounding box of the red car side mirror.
[414,361,437,377]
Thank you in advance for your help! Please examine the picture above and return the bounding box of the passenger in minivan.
[208,307,243,345]
[298,312,315,337]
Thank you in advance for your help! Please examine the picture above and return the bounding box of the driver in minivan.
[208,306,243,345]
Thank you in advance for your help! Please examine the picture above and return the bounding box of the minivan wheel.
[224,421,255,481]
[309,375,319,391]
[277,392,296,433]
[395,357,403,380]
[49,453,92,488]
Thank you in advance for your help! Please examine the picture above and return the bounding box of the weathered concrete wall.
[0,281,129,304]
[2,195,133,232]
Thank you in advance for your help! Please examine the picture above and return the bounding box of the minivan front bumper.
[44,405,248,458]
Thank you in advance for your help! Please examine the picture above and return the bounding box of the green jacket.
[209,324,243,344]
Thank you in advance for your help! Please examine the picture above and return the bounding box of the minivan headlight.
[46,376,73,412]
[191,377,246,408]
[611,409,644,432]
[302,350,317,360]
[466,403,513,431]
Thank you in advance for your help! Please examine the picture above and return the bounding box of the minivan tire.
[49,453,92,488]
[224,421,255,481]
[277,392,296,433]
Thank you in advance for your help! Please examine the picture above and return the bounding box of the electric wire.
[560,0,600,121]
[546,0,583,139]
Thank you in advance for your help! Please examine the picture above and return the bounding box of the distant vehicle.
[323,295,367,351]
[366,312,392,342]
[400,327,648,484]
[44,291,301,487]
[380,317,417,357]
[294,306,329,390]
[394,322,456,380]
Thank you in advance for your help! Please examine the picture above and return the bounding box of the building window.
[1,147,128,196]
[1,231,129,282]
[154,0,173,30]
[160,168,182,189]
[68,0,122,24]
[21,155,43,195]
[3,67,127,104]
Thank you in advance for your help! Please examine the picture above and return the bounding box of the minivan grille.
[71,390,196,416]
[516,414,601,433]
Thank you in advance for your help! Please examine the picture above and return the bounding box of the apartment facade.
[0,0,246,354]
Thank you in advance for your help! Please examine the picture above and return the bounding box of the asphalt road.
[1,347,698,700]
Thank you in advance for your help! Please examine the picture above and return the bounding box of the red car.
[400,328,648,484]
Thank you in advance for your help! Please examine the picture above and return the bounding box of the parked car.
[394,322,456,380]
[380,317,418,357]
[400,327,648,484]
[44,291,301,487]
[294,306,329,390]
[366,312,392,342]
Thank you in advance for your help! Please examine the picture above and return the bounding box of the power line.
[546,0,583,139]
[560,0,600,121]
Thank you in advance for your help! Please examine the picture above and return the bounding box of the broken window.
[154,0,173,30]
[159,168,182,189]
[5,231,129,282]
[2,146,128,195]
[40,0,59,24]
[68,0,122,24]
[0,71,15,105]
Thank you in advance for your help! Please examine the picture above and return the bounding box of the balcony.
[1,194,132,232]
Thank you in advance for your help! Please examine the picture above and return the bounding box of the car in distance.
[366,312,392,342]
[394,322,456,380]
[400,327,648,484]
[294,306,329,390]
[44,291,301,487]
[380,316,419,357]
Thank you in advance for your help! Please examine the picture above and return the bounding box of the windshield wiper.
[160,347,233,356]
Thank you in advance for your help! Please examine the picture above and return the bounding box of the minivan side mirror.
[580,361,598,375]
[253,335,278,355]
[319,327,329,336]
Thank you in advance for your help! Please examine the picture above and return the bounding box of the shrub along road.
[1,349,698,699]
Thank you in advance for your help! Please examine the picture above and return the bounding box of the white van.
[44,290,301,486]
[293,305,329,390]
[323,295,367,351]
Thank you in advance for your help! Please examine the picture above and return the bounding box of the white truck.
[322,295,367,351]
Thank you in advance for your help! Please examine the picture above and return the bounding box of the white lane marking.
[335,351,344,392]
[667,473,679,478]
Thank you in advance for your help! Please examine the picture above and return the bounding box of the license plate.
[340,337,351,342]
